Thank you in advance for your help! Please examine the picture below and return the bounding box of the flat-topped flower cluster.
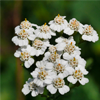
[12,14,99,97]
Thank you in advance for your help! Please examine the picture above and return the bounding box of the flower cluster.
[12,14,99,97]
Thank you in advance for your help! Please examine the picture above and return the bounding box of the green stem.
[77,36,85,46]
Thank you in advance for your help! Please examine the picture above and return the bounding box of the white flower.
[55,36,76,51]
[64,18,83,35]
[34,23,56,39]
[46,74,70,95]
[67,65,89,85]
[20,18,34,30]
[53,59,74,78]
[12,26,35,46]
[43,51,61,63]
[49,14,68,32]
[31,61,55,87]
[22,78,44,97]
[81,25,99,42]
[63,55,86,68]
[14,45,35,68]
[63,42,81,58]
[31,39,50,56]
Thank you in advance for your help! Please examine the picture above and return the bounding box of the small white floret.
[35,23,56,39]
[49,14,68,32]
[82,25,99,42]
[64,18,83,35]
[22,78,44,97]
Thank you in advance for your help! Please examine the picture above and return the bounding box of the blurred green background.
[1,0,100,100]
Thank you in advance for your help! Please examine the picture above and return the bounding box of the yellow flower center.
[21,51,30,61]
[68,19,79,31]
[54,14,64,24]
[53,78,65,88]
[69,57,78,68]
[83,25,93,35]
[20,18,31,29]
[32,39,43,50]
[18,29,29,39]
[73,69,83,80]
[38,70,48,80]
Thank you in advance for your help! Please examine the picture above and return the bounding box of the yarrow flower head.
[12,15,99,99]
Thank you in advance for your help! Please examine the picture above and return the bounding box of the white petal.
[68,29,74,35]
[82,35,92,42]
[29,27,34,32]
[62,71,69,78]
[48,20,53,25]
[63,53,72,60]
[21,84,30,95]
[44,76,53,84]
[43,52,50,60]
[56,42,66,51]
[55,37,64,43]
[79,77,89,85]
[47,84,57,94]
[19,39,28,46]
[36,61,41,68]
[24,58,34,68]
[60,59,68,66]
[64,27,71,35]
[77,65,88,75]
[67,76,77,84]
[43,40,50,46]
[31,70,38,78]
[78,24,84,34]
[45,62,54,70]
[34,79,44,87]
[31,90,38,97]
[92,30,99,42]
[77,56,86,67]
[30,47,36,56]
[50,30,56,36]
[12,36,19,45]
[50,24,56,31]
[15,26,20,34]
[58,85,70,95]
[28,35,35,41]
[58,73,64,79]
[14,50,21,57]
[57,25,61,32]
[66,67,74,75]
